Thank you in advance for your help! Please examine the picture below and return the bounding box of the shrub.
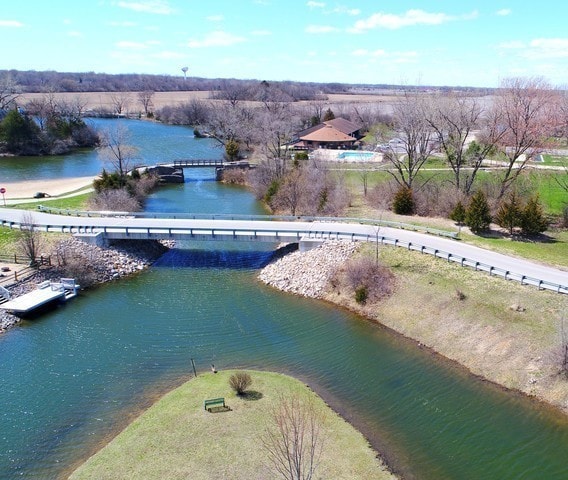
[520,194,548,235]
[392,186,415,215]
[229,372,252,396]
[225,139,240,161]
[344,258,394,303]
[495,191,523,235]
[355,285,368,304]
[449,200,466,225]
[465,190,492,233]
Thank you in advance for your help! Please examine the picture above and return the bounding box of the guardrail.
[366,233,568,295]
[36,206,459,239]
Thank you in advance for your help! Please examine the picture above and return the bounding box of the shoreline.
[1,176,95,203]
[257,241,568,417]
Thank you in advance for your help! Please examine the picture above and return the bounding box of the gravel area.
[258,241,357,298]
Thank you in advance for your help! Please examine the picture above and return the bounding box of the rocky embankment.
[0,238,171,333]
[259,241,357,298]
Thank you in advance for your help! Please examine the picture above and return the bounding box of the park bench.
[204,397,226,412]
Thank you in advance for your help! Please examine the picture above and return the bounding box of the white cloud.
[0,20,24,27]
[116,40,149,49]
[207,15,224,22]
[251,30,271,36]
[332,6,360,16]
[305,24,339,33]
[526,38,568,58]
[349,9,476,32]
[67,31,82,37]
[187,31,246,48]
[307,1,325,8]
[496,9,512,16]
[117,1,173,15]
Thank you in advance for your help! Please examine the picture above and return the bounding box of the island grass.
[69,370,394,480]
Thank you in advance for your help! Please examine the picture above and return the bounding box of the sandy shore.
[2,176,95,202]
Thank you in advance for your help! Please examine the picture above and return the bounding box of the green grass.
[7,192,92,211]
[459,229,568,268]
[69,370,394,480]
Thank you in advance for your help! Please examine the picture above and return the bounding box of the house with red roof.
[290,117,363,150]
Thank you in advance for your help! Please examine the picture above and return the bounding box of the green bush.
[495,191,523,235]
[225,139,240,161]
[521,194,548,235]
[354,285,368,304]
[392,186,415,215]
[449,200,466,224]
[465,190,492,233]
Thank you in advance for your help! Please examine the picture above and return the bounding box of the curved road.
[1,208,566,293]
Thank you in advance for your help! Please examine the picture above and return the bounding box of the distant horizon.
[2,68,497,92]
[2,1,568,88]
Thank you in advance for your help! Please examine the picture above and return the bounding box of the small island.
[69,370,395,480]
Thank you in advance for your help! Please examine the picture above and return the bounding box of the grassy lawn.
[6,192,92,211]
[70,370,394,480]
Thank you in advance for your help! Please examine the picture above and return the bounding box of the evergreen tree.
[392,186,415,215]
[0,109,41,153]
[449,200,466,225]
[520,194,548,235]
[225,139,239,161]
[495,191,523,235]
[323,108,335,121]
[465,190,492,233]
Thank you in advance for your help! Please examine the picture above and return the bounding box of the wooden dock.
[0,279,78,315]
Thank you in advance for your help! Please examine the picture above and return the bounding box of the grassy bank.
[327,244,568,413]
[70,370,395,480]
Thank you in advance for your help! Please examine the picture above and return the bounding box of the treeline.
[0,69,343,99]
[0,108,97,156]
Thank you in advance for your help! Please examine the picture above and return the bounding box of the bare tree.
[98,125,139,184]
[0,73,20,110]
[137,90,155,116]
[261,393,326,480]
[381,92,437,189]
[18,213,44,267]
[426,94,501,195]
[490,77,557,198]
[110,92,131,116]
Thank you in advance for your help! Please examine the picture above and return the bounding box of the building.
[290,117,363,150]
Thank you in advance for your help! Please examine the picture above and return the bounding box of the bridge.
[0,207,566,294]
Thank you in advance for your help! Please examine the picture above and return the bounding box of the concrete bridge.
[0,207,566,294]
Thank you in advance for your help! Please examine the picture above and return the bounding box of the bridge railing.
[4,212,567,294]
[36,206,458,238]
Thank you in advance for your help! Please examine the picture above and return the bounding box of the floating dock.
[0,279,78,315]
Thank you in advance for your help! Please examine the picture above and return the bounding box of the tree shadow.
[240,390,263,401]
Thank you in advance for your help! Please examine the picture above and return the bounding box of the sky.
[2,1,568,88]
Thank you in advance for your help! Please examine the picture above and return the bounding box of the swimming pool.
[337,151,376,160]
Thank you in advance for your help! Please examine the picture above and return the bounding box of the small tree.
[449,200,466,225]
[229,371,252,396]
[392,186,415,215]
[18,213,43,267]
[465,190,492,234]
[261,393,326,480]
[322,108,335,121]
[520,194,548,235]
[495,191,523,235]
[225,139,240,161]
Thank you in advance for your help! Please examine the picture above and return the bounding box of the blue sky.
[2,1,568,87]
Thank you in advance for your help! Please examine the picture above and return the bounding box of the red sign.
[0,188,5,194]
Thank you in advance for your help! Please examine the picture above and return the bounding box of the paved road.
[1,207,566,292]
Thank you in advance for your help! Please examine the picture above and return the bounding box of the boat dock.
[0,278,78,315]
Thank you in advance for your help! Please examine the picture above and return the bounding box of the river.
[1,119,568,479]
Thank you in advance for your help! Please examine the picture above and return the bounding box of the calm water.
[1,121,568,479]
[0,118,222,182]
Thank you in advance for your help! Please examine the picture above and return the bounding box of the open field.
[69,370,394,480]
